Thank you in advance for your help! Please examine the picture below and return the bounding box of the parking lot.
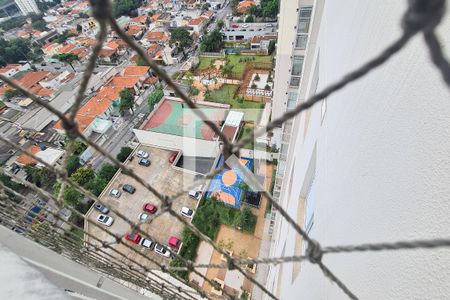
[86,145,199,268]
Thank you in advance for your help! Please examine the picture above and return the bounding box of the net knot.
[306,240,323,264]
[403,0,446,33]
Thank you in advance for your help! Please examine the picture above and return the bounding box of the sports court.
[143,98,226,140]
[207,156,253,209]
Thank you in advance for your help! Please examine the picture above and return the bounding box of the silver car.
[110,189,121,198]
[96,214,114,226]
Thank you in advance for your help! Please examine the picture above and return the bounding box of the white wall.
[269,1,450,299]
[133,129,220,158]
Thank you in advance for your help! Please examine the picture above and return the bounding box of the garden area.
[170,199,257,279]
[204,84,264,109]
[197,55,273,79]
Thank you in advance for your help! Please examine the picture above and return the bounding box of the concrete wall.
[267,1,450,299]
[133,129,221,158]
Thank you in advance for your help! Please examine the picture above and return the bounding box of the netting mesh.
[0,0,449,299]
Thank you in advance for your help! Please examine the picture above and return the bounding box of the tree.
[63,186,83,207]
[261,0,279,19]
[23,164,56,189]
[76,24,82,33]
[147,87,164,112]
[268,40,276,55]
[70,167,95,187]
[32,19,48,31]
[71,140,87,155]
[54,30,76,44]
[170,27,193,55]
[0,38,42,66]
[66,155,80,176]
[234,206,256,232]
[117,146,133,162]
[97,163,119,181]
[217,20,225,30]
[221,62,234,77]
[113,0,142,18]
[85,176,108,196]
[3,89,21,100]
[56,53,79,72]
[245,15,254,23]
[200,29,224,52]
[119,89,135,115]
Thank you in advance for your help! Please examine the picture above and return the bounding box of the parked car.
[143,203,157,214]
[139,212,149,221]
[110,189,121,198]
[154,244,171,257]
[241,24,249,28]
[125,232,142,244]
[139,158,151,166]
[96,214,114,226]
[188,190,202,200]
[168,236,182,251]
[140,238,155,249]
[265,23,273,27]
[94,203,109,214]
[136,150,149,159]
[168,151,178,164]
[122,184,136,194]
[180,207,194,218]
[231,24,239,28]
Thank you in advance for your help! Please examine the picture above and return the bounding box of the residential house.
[15,145,65,168]
[0,64,24,77]
[250,35,277,51]
[142,31,169,47]
[0,71,55,99]
[128,15,149,26]
[126,24,146,40]
[237,1,256,14]
[108,75,143,95]
[188,16,208,34]
[53,86,121,135]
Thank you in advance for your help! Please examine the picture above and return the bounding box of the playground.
[142,98,226,140]
[207,156,253,209]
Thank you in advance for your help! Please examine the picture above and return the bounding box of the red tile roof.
[122,66,150,76]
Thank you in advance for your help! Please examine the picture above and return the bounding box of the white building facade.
[14,0,39,15]
[267,0,450,299]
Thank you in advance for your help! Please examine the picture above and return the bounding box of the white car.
[140,238,155,249]
[96,214,114,226]
[110,189,121,198]
[188,190,202,200]
[180,207,194,218]
[136,150,149,159]
[154,244,171,257]
[139,212,149,221]
[241,24,249,28]
[265,23,273,27]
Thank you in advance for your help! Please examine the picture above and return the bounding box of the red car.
[125,232,142,244]
[168,151,178,164]
[143,203,157,214]
[168,236,182,251]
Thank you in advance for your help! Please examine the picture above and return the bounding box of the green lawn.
[205,84,264,109]
[197,55,273,78]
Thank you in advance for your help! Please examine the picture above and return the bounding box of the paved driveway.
[86,145,199,268]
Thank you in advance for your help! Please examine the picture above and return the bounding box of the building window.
[287,91,298,109]
[295,7,313,50]
[295,35,308,49]
[289,76,301,87]
[291,55,304,76]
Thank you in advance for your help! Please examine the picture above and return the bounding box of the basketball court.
[143,98,226,140]
[207,156,253,209]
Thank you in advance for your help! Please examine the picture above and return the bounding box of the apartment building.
[14,0,39,15]
[267,0,450,299]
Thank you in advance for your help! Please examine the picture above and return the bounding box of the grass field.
[198,55,273,78]
[204,84,264,109]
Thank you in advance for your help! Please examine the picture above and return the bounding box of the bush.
[254,73,260,81]
[66,155,81,176]
[116,146,133,162]
[190,87,199,96]
[97,163,119,181]
[147,87,164,112]
[251,83,257,89]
